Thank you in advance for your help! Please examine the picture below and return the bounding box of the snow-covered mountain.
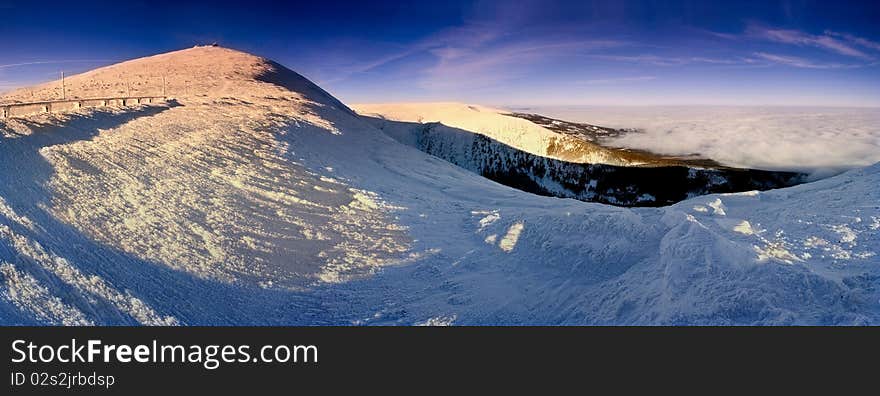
[1,47,877,325]
[355,102,655,166]
[355,103,803,206]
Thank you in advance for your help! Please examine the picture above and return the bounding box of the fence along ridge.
[1,96,167,119]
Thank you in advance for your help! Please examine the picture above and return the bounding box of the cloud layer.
[533,106,880,176]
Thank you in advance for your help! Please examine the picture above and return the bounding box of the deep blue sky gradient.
[1,0,878,105]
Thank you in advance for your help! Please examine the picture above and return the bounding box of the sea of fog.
[520,106,880,177]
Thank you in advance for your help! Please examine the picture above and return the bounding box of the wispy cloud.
[0,59,117,70]
[824,31,880,52]
[317,49,421,84]
[422,36,625,89]
[697,24,880,70]
[578,76,656,85]
[702,30,739,41]
[314,7,880,106]
[312,5,636,90]
[746,25,873,59]
[591,54,743,66]
[752,52,857,69]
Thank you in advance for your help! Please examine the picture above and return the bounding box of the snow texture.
[1,47,878,325]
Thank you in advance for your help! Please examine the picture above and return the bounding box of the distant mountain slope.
[355,103,804,206]
[506,111,725,168]
[356,102,736,168]
[355,103,645,166]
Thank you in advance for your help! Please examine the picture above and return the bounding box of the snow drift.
[1,47,878,325]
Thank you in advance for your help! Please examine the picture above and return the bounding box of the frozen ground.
[1,47,878,325]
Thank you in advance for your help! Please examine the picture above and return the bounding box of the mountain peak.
[0,46,341,108]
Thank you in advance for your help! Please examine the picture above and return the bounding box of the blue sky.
[1,0,879,106]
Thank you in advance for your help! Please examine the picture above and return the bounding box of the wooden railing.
[1,96,167,119]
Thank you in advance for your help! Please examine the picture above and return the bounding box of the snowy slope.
[1,47,878,325]
[2,46,297,104]
[354,102,647,166]
[289,110,880,325]
[358,110,802,206]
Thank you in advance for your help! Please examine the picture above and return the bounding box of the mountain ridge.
[0,47,877,325]
[0,46,351,114]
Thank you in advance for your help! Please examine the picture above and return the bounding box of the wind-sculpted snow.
[1,47,878,325]
[288,119,880,324]
[41,101,409,287]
